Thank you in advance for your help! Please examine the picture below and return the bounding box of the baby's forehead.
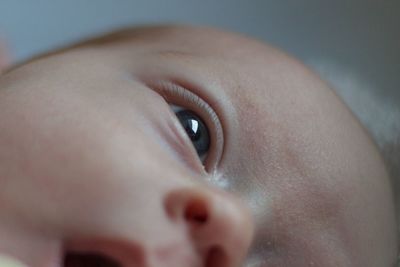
[73,25,271,59]
[20,25,280,77]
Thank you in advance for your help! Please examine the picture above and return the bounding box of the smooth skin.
[0,26,397,267]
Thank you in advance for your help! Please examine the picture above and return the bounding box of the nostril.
[205,246,228,267]
[184,199,209,225]
[164,188,211,225]
[165,188,253,267]
[64,252,121,267]
[63,239,146,267]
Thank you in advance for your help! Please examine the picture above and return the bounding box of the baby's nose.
[165,186,254,267]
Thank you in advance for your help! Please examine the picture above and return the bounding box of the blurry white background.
[0,0,399,182]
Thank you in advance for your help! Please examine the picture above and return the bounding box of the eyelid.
[146,80,224,173]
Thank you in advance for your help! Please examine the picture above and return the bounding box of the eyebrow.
[154,49,200,61]
[4,27,169,73]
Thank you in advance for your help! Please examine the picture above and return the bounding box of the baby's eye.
[146,80,224,172]
[175,109,210,160]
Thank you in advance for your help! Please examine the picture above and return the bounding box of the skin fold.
[0,25,397,267]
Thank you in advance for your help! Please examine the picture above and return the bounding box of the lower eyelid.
[144,80,224,173]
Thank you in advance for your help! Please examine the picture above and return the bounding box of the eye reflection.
[156,81,224,172]
[175,109,210,161]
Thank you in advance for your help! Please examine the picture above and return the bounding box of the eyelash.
[147,80,224,172]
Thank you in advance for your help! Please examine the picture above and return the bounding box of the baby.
[0,25,397,267]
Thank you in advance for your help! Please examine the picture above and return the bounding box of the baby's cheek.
[258,175,350,265]
[3,127,182,238]
[0,148,116,235]
[0,126,122,235]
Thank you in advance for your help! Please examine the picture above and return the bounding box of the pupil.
[176,110,210,158]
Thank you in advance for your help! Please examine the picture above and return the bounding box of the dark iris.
[176,110,210,158]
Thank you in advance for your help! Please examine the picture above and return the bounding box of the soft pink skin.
[0,26,397,266]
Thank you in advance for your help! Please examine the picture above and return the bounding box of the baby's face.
[0,26,397,267]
